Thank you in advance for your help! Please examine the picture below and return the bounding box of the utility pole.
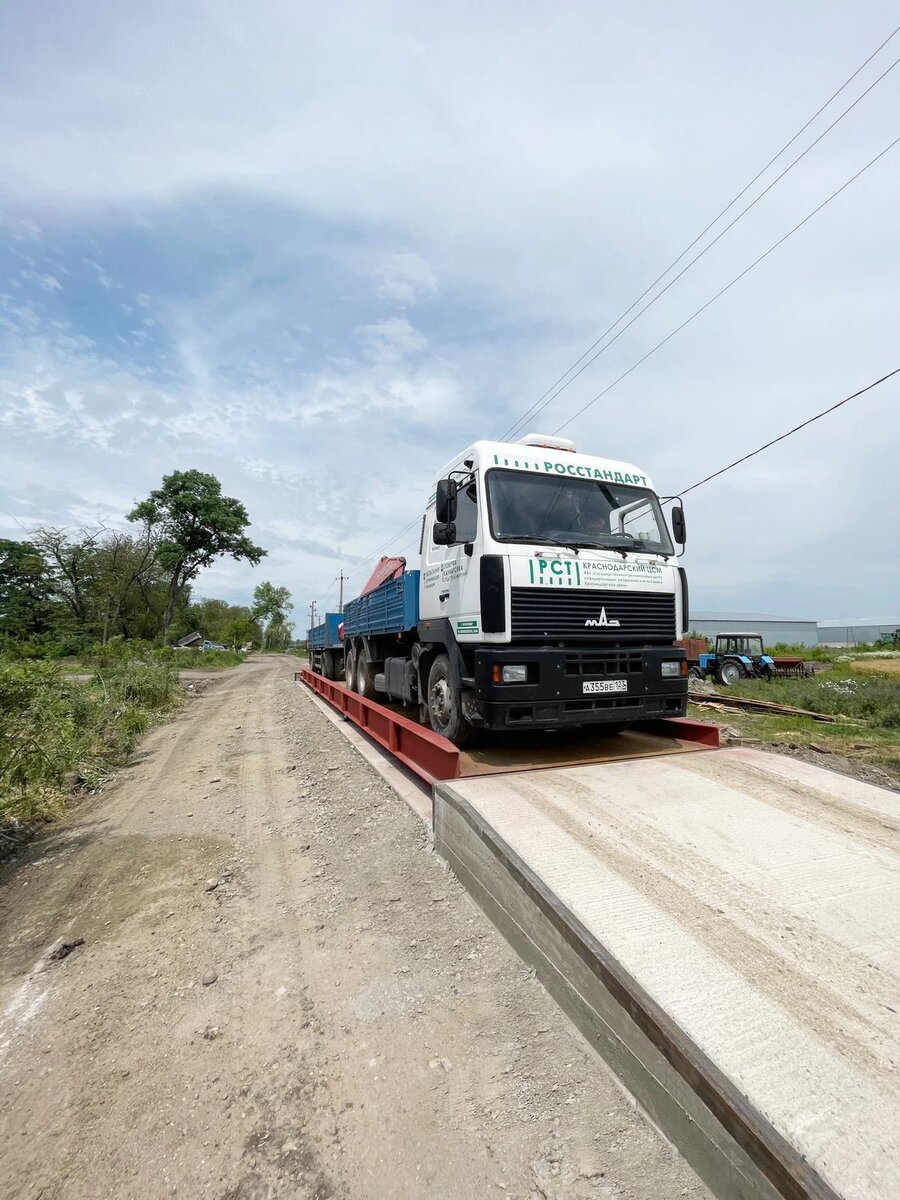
[309,600,317,631]
[338,570,345,611]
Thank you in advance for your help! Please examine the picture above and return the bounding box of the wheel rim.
[722,663,739,684]
[430,677,451,726]
[345,653,354,687]
[357,656,367,693]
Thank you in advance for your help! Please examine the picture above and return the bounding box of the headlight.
[661,661,682,678]
[501,664,529,683]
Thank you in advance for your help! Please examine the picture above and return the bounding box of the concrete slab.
[434,747,900,1200]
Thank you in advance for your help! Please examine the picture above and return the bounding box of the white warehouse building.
[817,618,900,646]
[690,613,819,648]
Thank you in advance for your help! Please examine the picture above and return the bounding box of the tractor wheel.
[427,654,478,748]
[717,660,744,686]
[758,664,774,681]
[688,666,704,681]
[321,650,335,680]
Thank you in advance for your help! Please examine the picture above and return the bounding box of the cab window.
[454,480,478,543]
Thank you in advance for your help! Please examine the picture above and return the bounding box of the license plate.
[583,679,628,694]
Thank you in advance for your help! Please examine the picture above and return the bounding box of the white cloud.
[21,270,62,292]
[374,253,439,306]
[1,1,899,623]
[356,316,428,364]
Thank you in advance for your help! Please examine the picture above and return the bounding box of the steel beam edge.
[296,668,460,786]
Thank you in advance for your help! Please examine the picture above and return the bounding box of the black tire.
[688,666,704,681]
[356,647,379,700]
[717,659,743,686]
[426,654,478,748]
[344,646,357,691]
[758,664,774,681]
[321,649,334,680]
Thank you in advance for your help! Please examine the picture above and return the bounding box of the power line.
[509,52,900,440]
[668,368,900,499]
[311,26,900,609]
[552,133,900,433]
[316,573,338,604]
[499,24,900,442]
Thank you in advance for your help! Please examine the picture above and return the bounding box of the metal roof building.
[817,618,900,646]
[690,612,819,648]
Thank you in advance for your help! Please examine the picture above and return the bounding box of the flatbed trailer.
[306,612,344,680]
[297,666,900,1200]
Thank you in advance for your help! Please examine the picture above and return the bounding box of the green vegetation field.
[0,639,250,841]
[691,662,900,785]
[1,658,181,835]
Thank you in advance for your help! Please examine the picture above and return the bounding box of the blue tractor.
[690,632,775,686]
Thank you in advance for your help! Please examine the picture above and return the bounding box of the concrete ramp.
[434,748,900,1200]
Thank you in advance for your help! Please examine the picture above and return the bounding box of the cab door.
[421,478,480,637]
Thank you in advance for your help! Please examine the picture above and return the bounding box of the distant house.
[175,631,203,648]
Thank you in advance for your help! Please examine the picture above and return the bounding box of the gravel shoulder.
[0,655,709,1199]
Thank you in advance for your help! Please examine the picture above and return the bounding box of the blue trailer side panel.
[307,612,344,649]
[344,571,420,637]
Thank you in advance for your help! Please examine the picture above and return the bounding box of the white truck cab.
[343,434,689,746]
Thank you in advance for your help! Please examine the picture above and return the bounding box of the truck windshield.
[487,470,675,556]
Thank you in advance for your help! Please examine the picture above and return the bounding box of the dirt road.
[0,655,708,1199]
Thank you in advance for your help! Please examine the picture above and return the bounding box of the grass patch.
[692,702,900,786]
[716,668,900,729]
[691,661,900,786]
[850,658,900,677]
[1,658,183,833]
[76,640,245,671]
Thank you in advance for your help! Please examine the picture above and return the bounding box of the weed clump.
[0,658,182,831]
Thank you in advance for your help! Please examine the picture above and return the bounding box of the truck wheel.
[717,660,743,686]
[344,647,357,691]
[427,654,477,748]
[321,650,334,680]
[356,648,379,700]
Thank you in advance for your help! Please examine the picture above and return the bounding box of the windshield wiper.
[503,536,599,555]
[498,535,557,546]
[575,537,647,559]
[501,534,650,556]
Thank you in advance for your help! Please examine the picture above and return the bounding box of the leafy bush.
[0,658,182,830]
[77,641,243,670]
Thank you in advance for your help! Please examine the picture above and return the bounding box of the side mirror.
[671,505,686,546]
[435,478,458,524]
[433,521,457,546]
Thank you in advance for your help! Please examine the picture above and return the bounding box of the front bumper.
[470,645,688,730]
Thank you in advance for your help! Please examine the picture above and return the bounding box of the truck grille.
[509,588,676,644]
[564,651,644,677]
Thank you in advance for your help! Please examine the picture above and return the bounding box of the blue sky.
[2,1,899,626]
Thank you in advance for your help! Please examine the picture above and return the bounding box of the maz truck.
[338,433,690,747]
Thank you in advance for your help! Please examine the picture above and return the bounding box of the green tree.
[182,598,261,647]
[252,582,292,624]
[252,582,293,650]
[264,618,294,651]
[0,539,55,639]
[32,526,102,629]
[223,615,260,650]
[92,530,160,643]
[128,470,266,640]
